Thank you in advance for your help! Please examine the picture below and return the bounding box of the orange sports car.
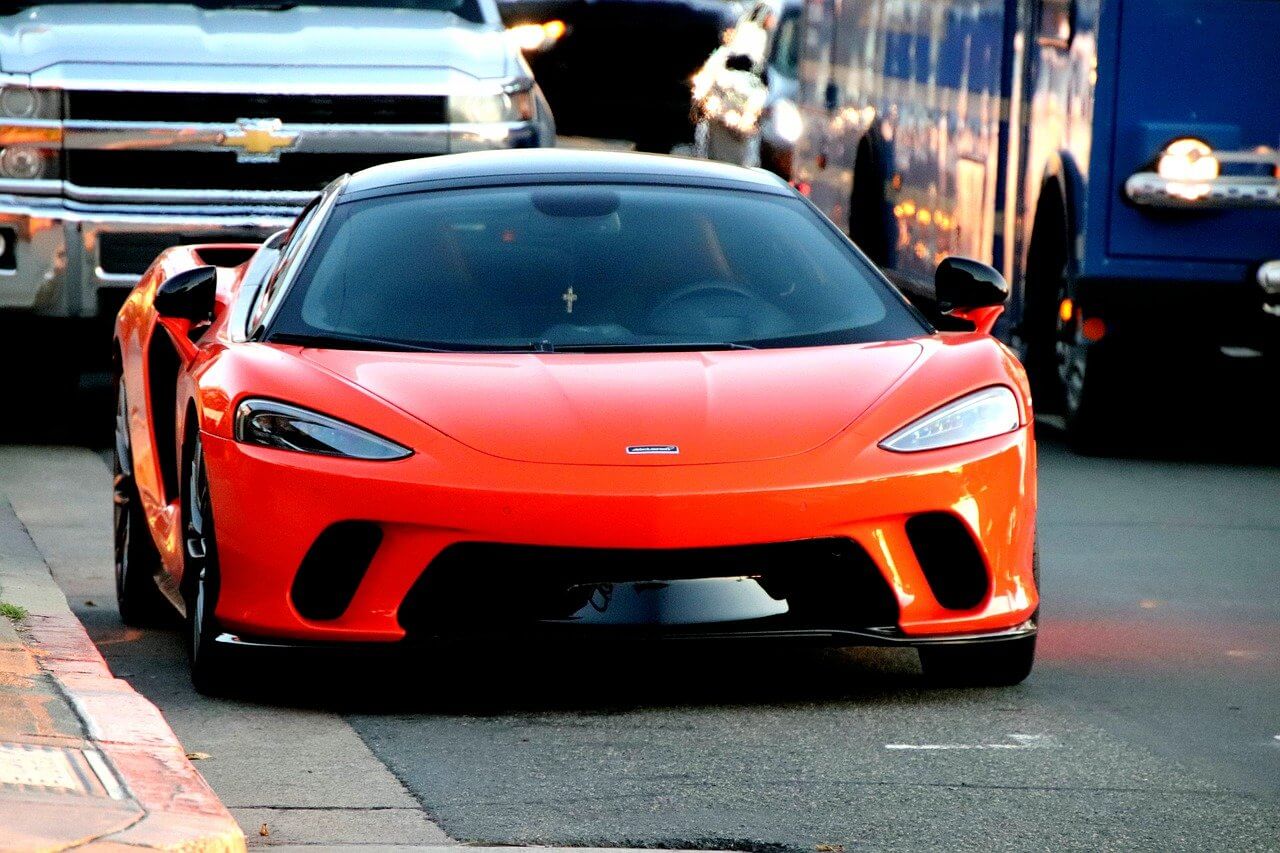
[113,150,1037,694]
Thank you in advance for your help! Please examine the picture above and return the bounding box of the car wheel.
[183,436,233,696]
[1055,280,1125,455]
[113,381,170,626]
[918,635,1037,687]
[918,539,1038,688]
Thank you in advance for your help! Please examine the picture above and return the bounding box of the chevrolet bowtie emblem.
[220,118,298,163]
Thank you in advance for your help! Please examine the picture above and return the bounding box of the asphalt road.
[0,403,1276,850]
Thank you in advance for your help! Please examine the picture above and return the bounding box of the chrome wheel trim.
[192,567,207,660]
[114,383,132,477]
[186,444,208,560]
[113,383,132,591]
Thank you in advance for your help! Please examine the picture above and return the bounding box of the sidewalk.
[0,490,245,852]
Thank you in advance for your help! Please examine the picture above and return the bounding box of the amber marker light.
[1058,297,1074,323]
[0,124,62,146]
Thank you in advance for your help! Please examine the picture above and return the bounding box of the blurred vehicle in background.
[792,0,1280,450]
[690,0,801,180]
[0,0,554,402]
[500,0,737,152]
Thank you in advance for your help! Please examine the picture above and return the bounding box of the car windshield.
[266,183,929,352]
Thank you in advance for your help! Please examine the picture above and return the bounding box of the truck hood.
[0,4,511,78]
[301,342,924,465]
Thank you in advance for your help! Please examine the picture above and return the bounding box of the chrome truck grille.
[61,89,452,203]
[65,90,447,124]
[66,149,421,193]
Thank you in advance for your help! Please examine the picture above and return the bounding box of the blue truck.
[791,0,1280,448]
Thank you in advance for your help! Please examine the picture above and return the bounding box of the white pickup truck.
[0,0,554,397]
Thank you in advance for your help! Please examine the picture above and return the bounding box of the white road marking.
[886,734,1055,750]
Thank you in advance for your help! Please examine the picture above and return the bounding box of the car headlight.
[880,386,1021,453]
[507,19,565,52]
[1156,138,1219,183]
[234,399,411,460]
[0,85,61,181]
[768,99,803,144]
[0,85,59,120]
[448,87,535,124]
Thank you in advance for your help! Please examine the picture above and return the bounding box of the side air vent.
[905,513,990,611]
[291,522,383,621]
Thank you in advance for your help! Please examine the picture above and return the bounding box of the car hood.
[0,4,510,78]
[301,342,924,465]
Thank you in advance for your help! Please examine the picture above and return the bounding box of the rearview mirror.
[934,257,1008,334]
[155,266,217,324]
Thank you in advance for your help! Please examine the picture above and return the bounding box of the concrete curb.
[0,493,246,852]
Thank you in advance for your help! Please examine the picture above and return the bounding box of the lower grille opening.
[398,538,899,639]
[291,522,383,621]
[905,513,990,610]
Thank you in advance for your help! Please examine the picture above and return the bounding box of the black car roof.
[340,149,794,201]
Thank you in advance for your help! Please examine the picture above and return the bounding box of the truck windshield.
[2,0,484,22]
[266,183,929,353]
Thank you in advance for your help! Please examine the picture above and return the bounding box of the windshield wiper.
[269,332,563,354]
[551,341,758,352]
[268,332,462,353]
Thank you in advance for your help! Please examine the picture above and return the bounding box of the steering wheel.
[651,281,762,313]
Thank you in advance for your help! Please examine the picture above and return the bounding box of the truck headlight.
[0,146,48,179]
[234,399,412,460]
[0,86,58,120]
[448,88,535,124]
[880,386,1021,453]
[507,20,565,52]
[768,99,804,144]
[1157,138,1219,183]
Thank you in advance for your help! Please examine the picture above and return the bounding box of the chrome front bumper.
[1125,172,1280,209]
[0,122,552,318]
[0,196,295,316]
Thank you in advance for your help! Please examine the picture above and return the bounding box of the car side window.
[249,198,323,335]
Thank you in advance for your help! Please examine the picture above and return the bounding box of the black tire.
[0,316,82,443]
[1058,334,1124,455]
[1021,197,1068,411]
[918,635,1037,687]
[918,540,1039,687]
[183,436,234,696]
[848,136,893,267]
[1024,189,1124,453]
[113,381,171,626]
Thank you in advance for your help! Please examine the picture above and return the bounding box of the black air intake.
[291,522,382,621]
[398,538,900,638]
[905,513,990,611]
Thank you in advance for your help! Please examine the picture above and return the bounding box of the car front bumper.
[199,424,1039,648]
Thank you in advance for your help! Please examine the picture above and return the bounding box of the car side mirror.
[724,53,754,73]
[155,265,218,325]
[934,257,1008,334]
